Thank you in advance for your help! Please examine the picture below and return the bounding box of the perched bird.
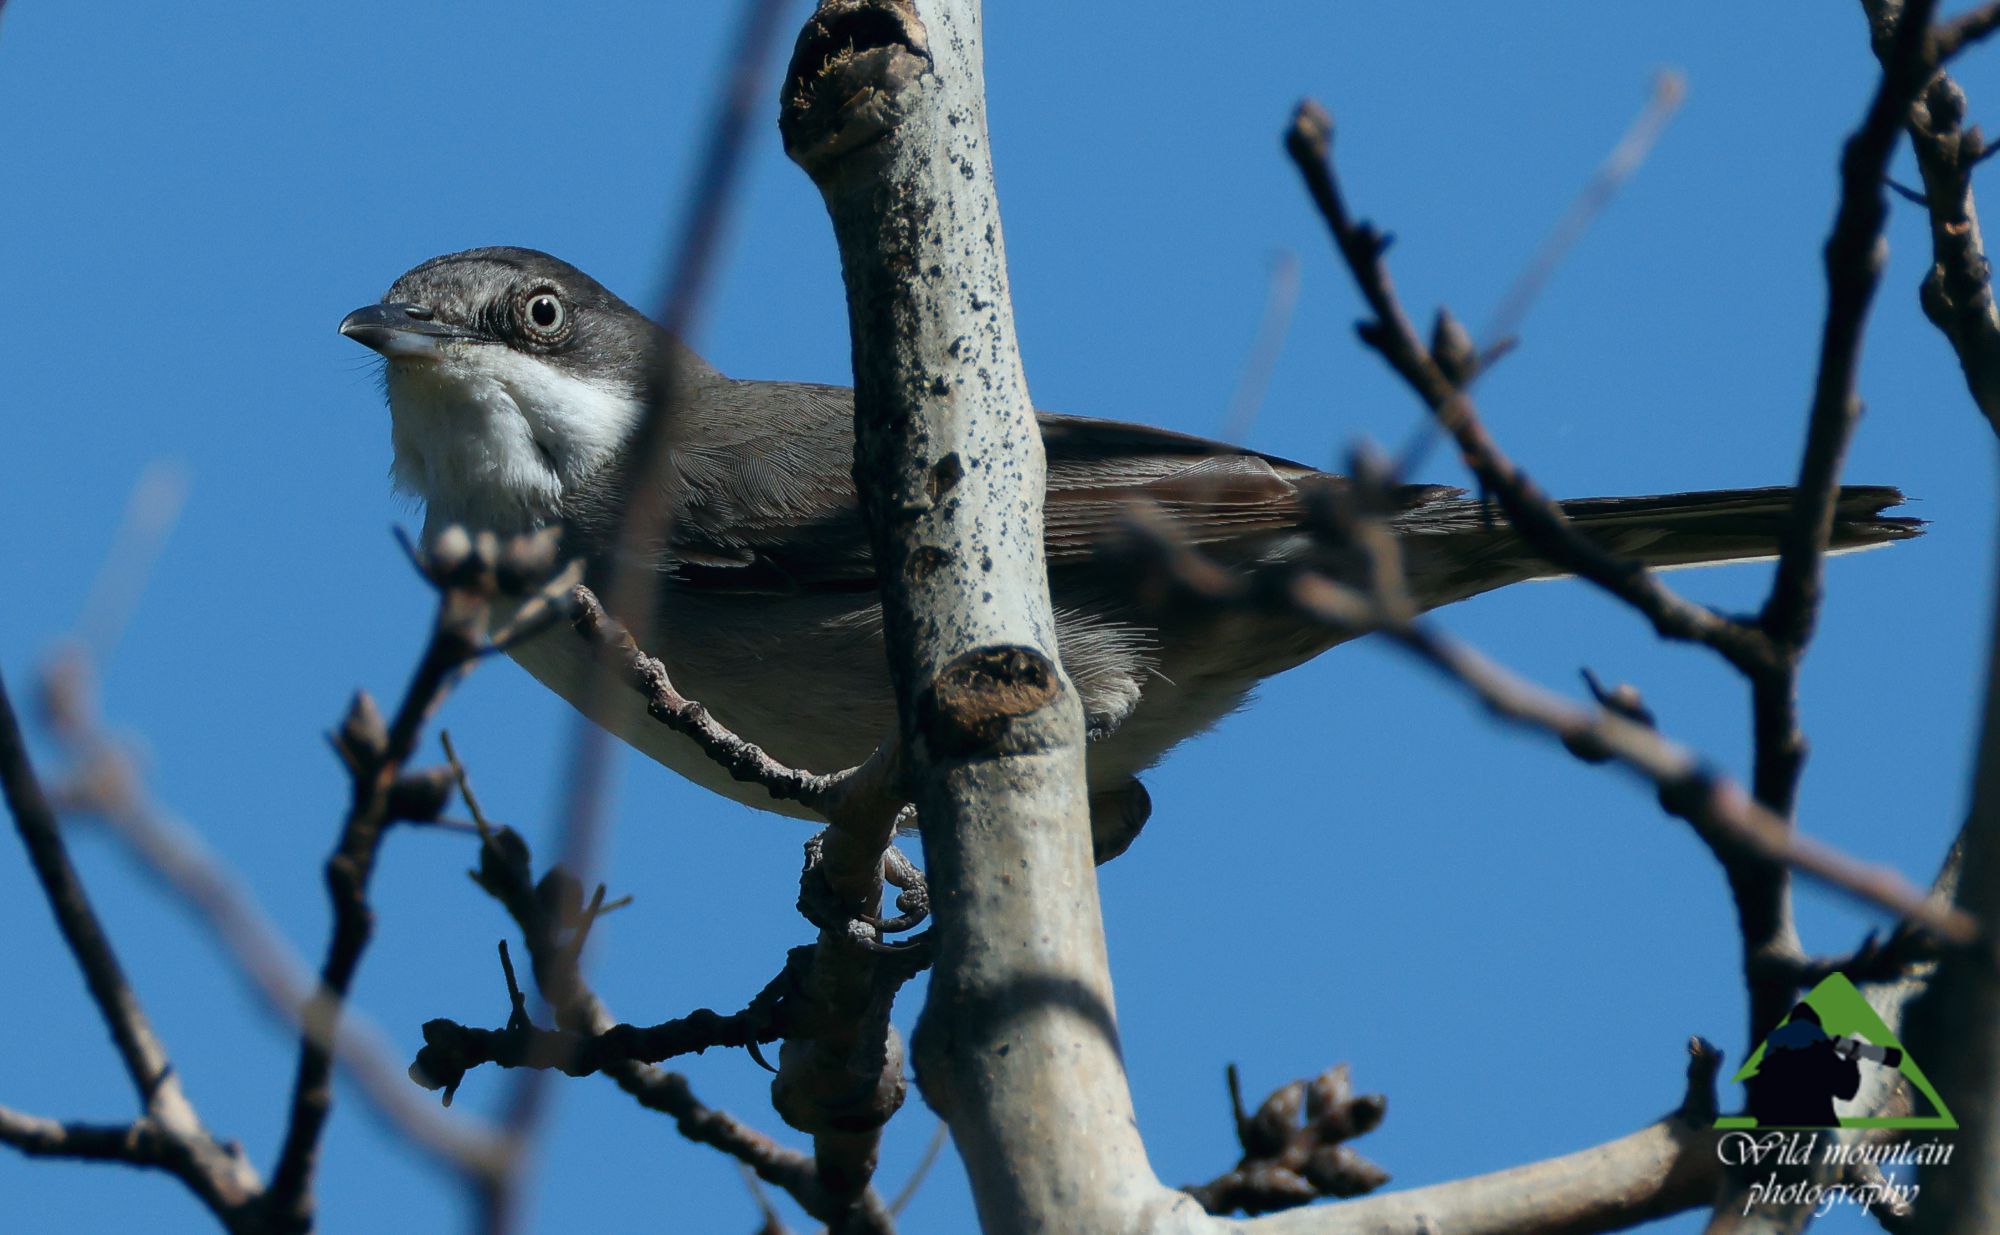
[341,246,1919,856]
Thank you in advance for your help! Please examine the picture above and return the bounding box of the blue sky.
[1,3,1992,1232]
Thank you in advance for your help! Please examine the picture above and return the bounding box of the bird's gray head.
[340,246,669,538]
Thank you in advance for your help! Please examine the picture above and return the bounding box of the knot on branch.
[1679,1035,1724,1125]
[780,0,932,182]
[771,1025,908,1140]
[917,646,1062,759]
[1184,1062,1390,1217]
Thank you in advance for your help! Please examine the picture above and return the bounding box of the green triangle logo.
[1715,973,1955,1129]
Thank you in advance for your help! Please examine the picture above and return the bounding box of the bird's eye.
[521,291,567,337]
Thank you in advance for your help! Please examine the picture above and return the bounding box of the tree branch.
[0,1105,177,1166]
[1899,524,2000,1235]
[1931,1,2000,64]
[1282,100,1778,678]
[264,530,561,1230]
[1289,0,1939,1047]
[568,585,903,835]
[1124,511,1980,950]
[35,652,508,1186]
[1862,0,2000,435]
[1243,1040,1723,1235]
[782,1,1172,1230]
[453,816,900,1234]
[0,668,261,1220]
[2,670,191,1132]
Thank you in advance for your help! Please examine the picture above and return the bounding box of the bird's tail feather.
[1401,484,1922,608]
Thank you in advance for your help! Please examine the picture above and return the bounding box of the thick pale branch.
[783,0,1170,1230]
[1251,1119,1717,1235]
[1240,1041,1724,1235]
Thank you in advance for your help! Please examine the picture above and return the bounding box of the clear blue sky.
[2,3,1992,1232]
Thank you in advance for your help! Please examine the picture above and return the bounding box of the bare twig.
[496,3,799,1225]
[1284,99,1781,678]
[38,654,507,1182]
[1931,1,2000,64]
[743,1166,799,1235]
[1694,0,1945,1065]
[458,819,899,1234]
[1221,250,1302,443]
[74,458,187,662]
[1759,0,1940,765]
[1,669,262,1223]
[408,950,801,1102]
[568,585,902,835]
[887,1121,949,1217]
[1862,0,2000,435]
[1127,513,1982,950]
[1480,71,1686,357]
[1312,585,1979,949]
[2,671,192,1132]
[1288,0,1937,1046]
[265,531,564,1230]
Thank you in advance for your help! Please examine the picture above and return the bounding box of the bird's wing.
[655,382,1404,593]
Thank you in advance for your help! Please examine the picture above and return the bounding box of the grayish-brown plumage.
[342,247,1921,855]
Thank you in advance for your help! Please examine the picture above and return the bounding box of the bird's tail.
[1400,484,1922,608]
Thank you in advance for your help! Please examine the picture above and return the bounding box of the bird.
[340,246,1921,858]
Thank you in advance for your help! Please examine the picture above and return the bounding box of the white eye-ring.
[523,291,567,337]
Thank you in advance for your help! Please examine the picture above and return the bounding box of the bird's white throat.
[385,343,642,537]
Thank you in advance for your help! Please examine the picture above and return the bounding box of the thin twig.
[1128,516,1983,951]
[1481,70,1686,355]
[461,820,899,1234]
[1863,0,2000,437]
[1931,0,2000,63]
[1721,0,1943,1048]
[1,670,184,1125]
[1322,584,1981,950]
[265,534,555,1228]
[0,669,260,1219]
[1284,98,1783,678]
[568,585,902,834]
[1221,250,1302,444]
[502,14,806,1220]
[40,656,506,1181]
[888,1121,949,1217]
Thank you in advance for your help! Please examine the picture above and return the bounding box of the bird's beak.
[338,302,473,359]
